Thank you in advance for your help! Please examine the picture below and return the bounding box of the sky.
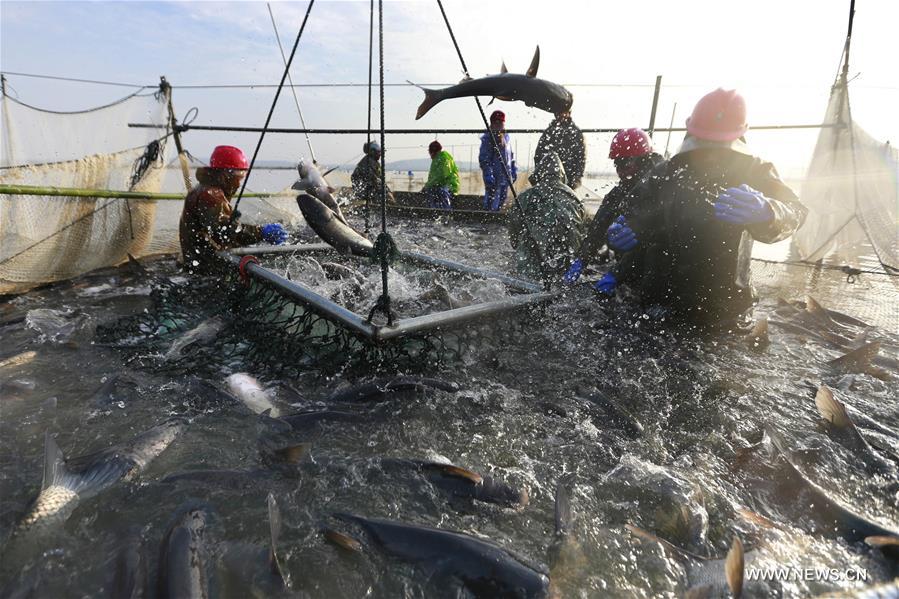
[2,0,898,183]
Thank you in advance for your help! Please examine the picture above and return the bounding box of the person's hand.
[261,223,288,245]
[562,259,584,285]
[607,216,638,252]
[593,272,617,295]
[714,184,775,225]
[484,171,496,187]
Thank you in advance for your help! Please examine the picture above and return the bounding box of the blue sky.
[2,0,897,178]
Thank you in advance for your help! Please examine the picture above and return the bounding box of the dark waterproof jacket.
[534,116,586,189]
[179,168,262,275]
[576,152,665,264]
[614,147,806,325]
[352,155,392,204]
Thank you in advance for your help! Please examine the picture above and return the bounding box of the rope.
[231,0,315,221]
[750,257,899,278]
[267,2,317,164]
[0,133,173,171]
[434,0,551,289]
[1,88,154,114]
[366,0,396,326]
[363,0,375,235]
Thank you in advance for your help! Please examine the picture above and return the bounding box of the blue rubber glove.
[484,171,496,187]
[714,184,775,225]
[511,160,518,183]
[607,216,638,252]
[593,272,617,295]
[261,223,288,245]
[562,259,584,285]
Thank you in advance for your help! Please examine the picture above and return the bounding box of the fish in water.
[827,342,890,380]
[226,373,280,417]
[264,408,366,433]
[814,385,897,477]
[326,376,460,403]
[547,476,587,599]
[291,157,349,226]
[418,281,458,309]
[217,493,290,597]
[627,526,747,598]
[0,350,37,370]
[744,317,769,349]
[763,427,899,561]
[109,527,147,599]
[25,308,81,343]
[163,316,225,361]
[334,513,550,598]
[12,420,184,538]
[320,261,366,286]
[157,505,211,599]
[413,46,572,119]
[161,469,270,490]
[380,459,528,507]
[583,392,644,438]
[296,193,373,257]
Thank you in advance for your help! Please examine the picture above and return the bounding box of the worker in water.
[598,89,807,327]
[534,111,586,190]
[508,152,586,281]
[179,145,287,275]
[563,128,664,284]
[421,140,460,210]
[352,141,394,208]
[479,110,517,211]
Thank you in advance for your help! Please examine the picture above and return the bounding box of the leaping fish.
[413,46,573,119]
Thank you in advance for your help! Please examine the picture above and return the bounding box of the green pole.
[0,184,290,200]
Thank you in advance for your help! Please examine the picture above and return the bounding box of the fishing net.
[0,88,175,294]
[792,81,899,272]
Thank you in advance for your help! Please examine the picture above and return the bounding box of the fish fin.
[415,87,442,120]
[736,508,779,530]
[291,179,311,191]
[806,295,834,325]
[41,431,69,491]
[814,385,852,429]
[323,527,363,552]
[625,524,706,561]
[126,253,148,275]
[257,411,293,435]
[725,536,745,599]
[554,475,573,537]
[865,535,899,548]
[267,493,288,584]
[827,341,881,372]
[271,442,310,465]
[500,61,508,74]
[321,165,339,178]
[745,317,769,347]
[487,96,496,106]
[526,45,540,77]
[684,585,713,599]
[431,464,483,485]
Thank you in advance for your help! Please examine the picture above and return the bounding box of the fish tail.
[726,536,745,598]
[323,527,363,553]
[267,494,289,585]
[415,87,443,120]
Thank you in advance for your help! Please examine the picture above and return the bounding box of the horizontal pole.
[400,250,541,293]
[0,184,291,200]
[129,123,838,135]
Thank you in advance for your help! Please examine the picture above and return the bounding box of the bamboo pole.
[161,77,193,192]
[0,184,291,200]
[647,75,662,137]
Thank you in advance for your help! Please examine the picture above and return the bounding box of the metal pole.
[647,75,662,137]
[161,77,192,192]
[663,102,677,158]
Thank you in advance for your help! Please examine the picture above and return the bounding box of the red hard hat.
[609,128,652,159]
[490,110,506,123]
[428,141,442,153]
[686,88,747,142]
[209,145,249,170]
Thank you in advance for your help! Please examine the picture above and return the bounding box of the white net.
[0,88,175,294]
[792,81,899,272]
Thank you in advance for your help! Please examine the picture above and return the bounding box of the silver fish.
[157,506,210,599]
[414,46,572,119]
[291,157,349,226]
[295,193,373,257]
[163,317,225,361]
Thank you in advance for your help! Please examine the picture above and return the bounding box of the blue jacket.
[479,131,517,183]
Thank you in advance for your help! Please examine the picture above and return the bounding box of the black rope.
[0,133,173,171]
[2,88,153,114]
[363,0,375,235]
[750,257,898,278]
[434,0,551,289]
[366,0,396,326]
[231,0,315,221]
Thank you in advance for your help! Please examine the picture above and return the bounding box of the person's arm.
[424,158,440,190]
[201,191,263,247]
[478,136,491,170]
[748,163,807,243]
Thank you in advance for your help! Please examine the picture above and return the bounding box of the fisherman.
[563,128,664,284]
[179,145,287,275]
[600,89,807,328]
[479,110,517,211]
[534,111,586,190]
[351,141,394,208]
[421,141,460,210]
[508,152,585,281]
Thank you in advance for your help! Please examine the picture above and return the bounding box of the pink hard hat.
[609,128,652,159]
[209,145,249,170]
[686,88,748,142]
